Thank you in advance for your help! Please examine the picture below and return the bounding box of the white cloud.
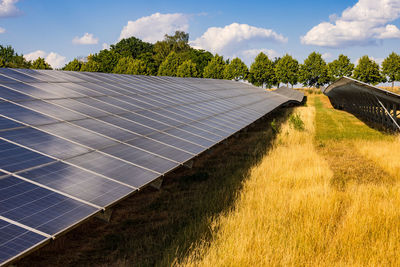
[24,50,47,61]
[0,26,5,33]
[0,0,20,18]
[72,33,99,45]
[301,0,400,47]
[24,50,67,69]
[119,12,189,42]
[102,43,109,50]
[322,52,332,60]
[239,48,280,65]
[191,23,287,56]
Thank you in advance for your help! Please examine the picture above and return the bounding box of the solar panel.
[0,218,49,266]
[0,175,98,235]
[0,68,304,265]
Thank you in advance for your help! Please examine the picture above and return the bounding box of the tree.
[182,49,213,77]
[80,57,101,72]
[30,57,52,69]
[110,36,153,59]
[327,54,354,81]
[90,49,121,73]
[353,55,384,85]
[203,54,226,79]
[382,52,400,88]
[248,52,275,88]
[113,57,148,75]
[137,52,158,75]
[154,31,190,65]
[177,60,198,77]
[0,45,31,68]
[298,52,329,88]
[63,59,83,71]
[158,51,182,76]
[224,57,248,81]
[274,54,299,87]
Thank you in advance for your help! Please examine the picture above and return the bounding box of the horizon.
[0,0,399,72]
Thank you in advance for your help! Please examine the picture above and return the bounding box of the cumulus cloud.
[0,27,5,33]
[191,23,287,56]
[322,52,332,60]
[0,0,20,18]
[119,12,189,42]
[102,43,109,50]
[72,33,99,45]
[24,50,67,69]
[239,48,280,65]
[301,0,400,47]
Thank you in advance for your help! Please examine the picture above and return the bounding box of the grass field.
[379,86,400,94]
[18,94,399,266]
[178,94,400,266]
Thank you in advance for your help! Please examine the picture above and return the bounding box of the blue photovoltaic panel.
[0,116,24,131]
[0,101,59,126]
[18,161,135,208]
[0,219,49,266]
[0,127,90,160]
[65,151,160,188]
[0,69,304,265]
[0,85,36,102]
[0,139,55,173]
[0,176,98,235]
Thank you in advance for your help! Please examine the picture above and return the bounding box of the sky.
[0,0,400,69]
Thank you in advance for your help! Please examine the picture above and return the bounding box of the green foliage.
[177,60,198,77]
[353,55,384,85]
[288,113,305,131]
[382,52,400,88]
[158,51,182,76]
[248,52,275,88]
[154,31,190,65]
[0,45,31,68]
[110,37,153,59]
[63,58,82,71]
[270,119,278,133]
[184,49,213,77]
[327,54,354,81]
[113,57,148,75]
[90,49,121,73]
[30,57,52,69]
[137,52,158,76]
[80,58,101,72]
[224,57,248,81]
[298,52,329,88]
[274,54,299,87]
[203,54,226,79]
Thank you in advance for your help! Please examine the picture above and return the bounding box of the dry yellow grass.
[356,137,400,179]
[178,97,400,267]
[178,106,340,266]
[379,86,400,94]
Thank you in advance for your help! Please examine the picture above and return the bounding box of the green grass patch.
[289,113,305,131]
[313,95,393,142]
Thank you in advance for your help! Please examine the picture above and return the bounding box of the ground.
[18,93,400,267]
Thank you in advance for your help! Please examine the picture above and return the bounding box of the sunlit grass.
[178,94,400,267]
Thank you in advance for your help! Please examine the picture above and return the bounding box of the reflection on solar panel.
[324,76,400,131]
[0,68,304,265]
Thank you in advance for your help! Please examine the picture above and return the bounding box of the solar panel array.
[324,76,400,131]
[0,68,303,265]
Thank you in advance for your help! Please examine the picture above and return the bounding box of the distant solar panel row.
[0,68,303,265]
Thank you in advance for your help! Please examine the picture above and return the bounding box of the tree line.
[1,31,400,88]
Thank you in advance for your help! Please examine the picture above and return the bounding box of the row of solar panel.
[0,69,301,265]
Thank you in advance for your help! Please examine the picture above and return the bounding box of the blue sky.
[1,0,400,68]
